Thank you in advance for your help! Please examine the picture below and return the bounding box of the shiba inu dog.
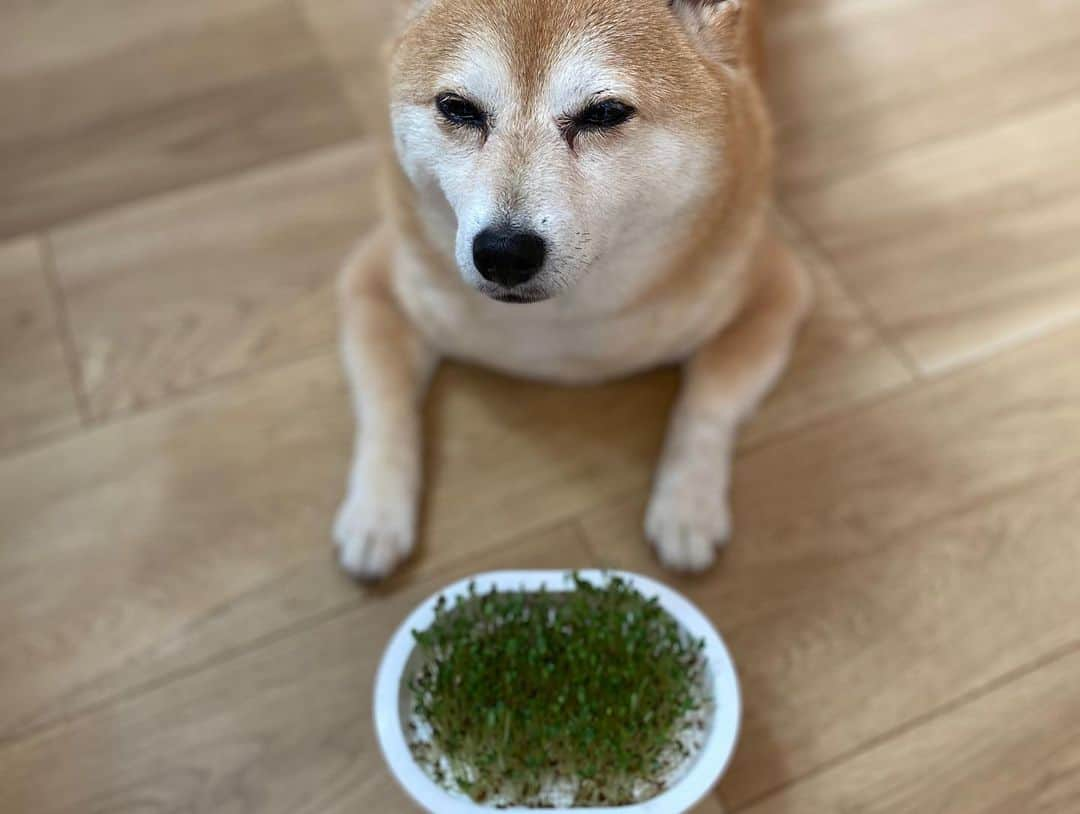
[334,0,812,579]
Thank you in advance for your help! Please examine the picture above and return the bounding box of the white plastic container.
[373,569,741,814]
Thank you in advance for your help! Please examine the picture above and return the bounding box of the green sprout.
[406,573,710,807]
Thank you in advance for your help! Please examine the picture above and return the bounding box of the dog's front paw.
[333,469,418,581]
[645,457,732,573]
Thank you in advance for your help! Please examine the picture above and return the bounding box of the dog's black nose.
[472,228,547,288]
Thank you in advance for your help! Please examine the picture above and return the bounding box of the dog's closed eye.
[576,100,636,130]
[561,99,637,148]
[435,92,488,131]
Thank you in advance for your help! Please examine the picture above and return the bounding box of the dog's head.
[389,0,753,304]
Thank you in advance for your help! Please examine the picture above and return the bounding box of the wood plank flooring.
[2,1,1078,812]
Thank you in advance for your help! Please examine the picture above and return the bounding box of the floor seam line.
[729,635,1080,811]
[775,203,924,380]
[37,234,93,426]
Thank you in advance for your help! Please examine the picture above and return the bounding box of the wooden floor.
[2,2,1079,812]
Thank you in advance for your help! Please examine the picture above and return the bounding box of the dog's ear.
[669,0,745,67]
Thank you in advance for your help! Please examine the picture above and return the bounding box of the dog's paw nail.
[333,489,416,581]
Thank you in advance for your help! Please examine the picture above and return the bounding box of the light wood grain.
[740,643,1080,814]
[3,0,1080,811]
[50,141,379,419]
[0,351,673,742]
[0,352,350,743]
[768,0,1080,189]
[299,0,401,136]
[788,93,1080,375]
[0,238,80,451]
[579,321,1080,805]
[743,215,913,445]
[0,0,357,237]
[0,525,595,814]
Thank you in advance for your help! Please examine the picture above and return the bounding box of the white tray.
[373,569,741,813]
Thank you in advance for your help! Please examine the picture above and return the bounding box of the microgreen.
[406,573,710,807]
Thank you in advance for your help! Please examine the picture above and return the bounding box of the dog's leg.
[334,231,437,580]
[647,233,812,571]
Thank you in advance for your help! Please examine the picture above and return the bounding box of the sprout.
[407,573,710,807]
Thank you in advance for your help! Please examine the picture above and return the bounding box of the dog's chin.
[473,283,554,305]
[487,290,551,305]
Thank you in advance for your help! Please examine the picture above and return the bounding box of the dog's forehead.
[418,0,681,102]
[445,30,627,111]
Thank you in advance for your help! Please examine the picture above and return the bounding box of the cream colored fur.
[334,0,812,578]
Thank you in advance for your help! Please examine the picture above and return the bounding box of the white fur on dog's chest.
[396,257,746,384]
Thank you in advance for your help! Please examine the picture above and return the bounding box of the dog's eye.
[574,100,636,131]
[436,93,488,130]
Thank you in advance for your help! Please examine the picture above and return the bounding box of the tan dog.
[334,0,811,579]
